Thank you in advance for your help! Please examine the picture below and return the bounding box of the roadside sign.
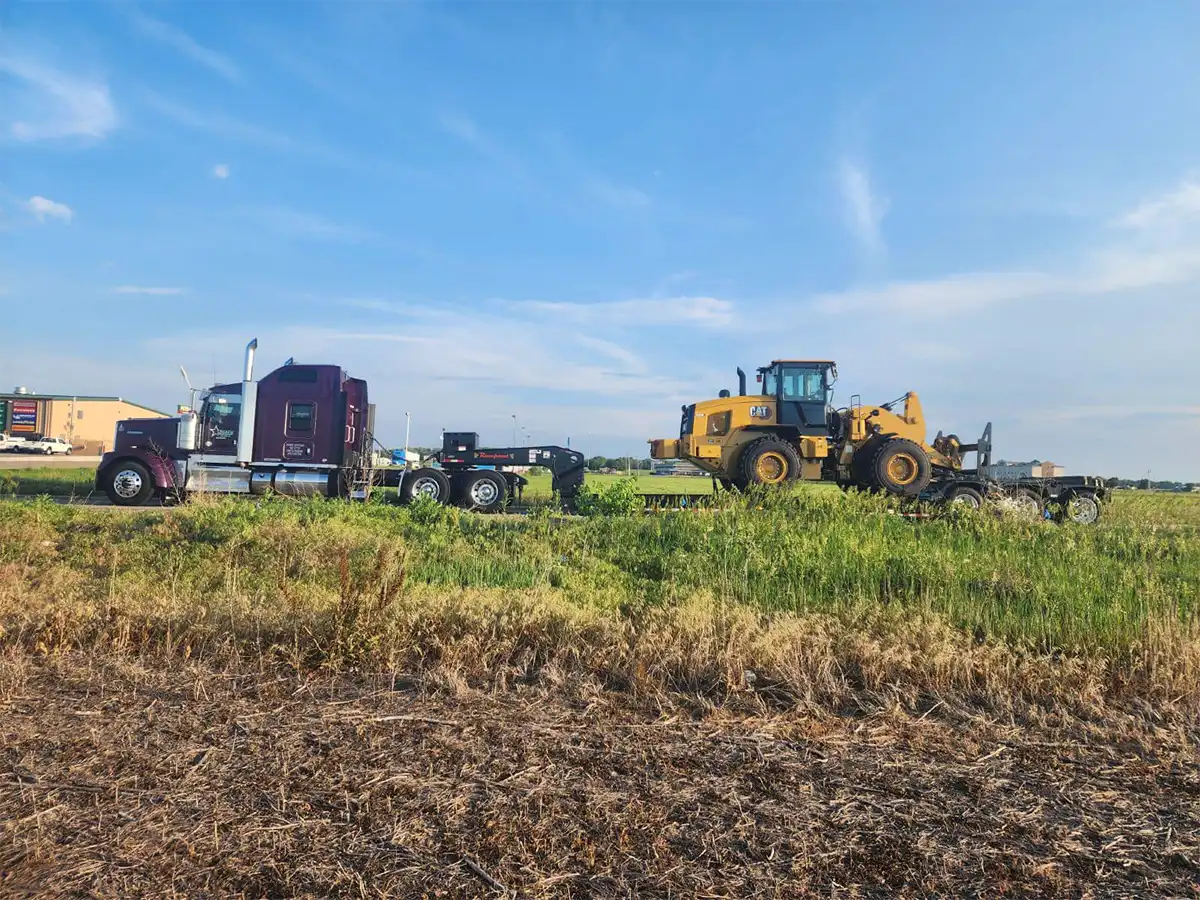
[10,400,37,433]
[0,399,7,431]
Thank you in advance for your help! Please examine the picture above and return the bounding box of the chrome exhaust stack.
[236,338,258,465]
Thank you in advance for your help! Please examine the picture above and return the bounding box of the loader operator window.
[779,368,827,403]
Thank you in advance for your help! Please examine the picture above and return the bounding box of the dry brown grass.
[2,651,1198,899]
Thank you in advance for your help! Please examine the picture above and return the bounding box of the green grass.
[0,466,97,498]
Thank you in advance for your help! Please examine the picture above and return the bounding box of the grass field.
[2,471,1198,895]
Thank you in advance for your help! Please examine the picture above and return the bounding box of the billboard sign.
[10,400,38,433]
[0,399,7,431]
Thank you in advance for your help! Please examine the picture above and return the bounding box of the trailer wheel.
[1059,490,1101,525]
[869,439,932,497]
[948,485,984,510]
[103,460,155,506]
[402,467,451,505]
[739,438,801,487]
[459,470,507,513]
[1007,486,1045,521]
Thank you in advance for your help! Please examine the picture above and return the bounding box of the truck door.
[200,392,242,455]
[774,365,830,436]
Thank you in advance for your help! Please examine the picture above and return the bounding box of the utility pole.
[404,412,411,464]
[511,414,517,446]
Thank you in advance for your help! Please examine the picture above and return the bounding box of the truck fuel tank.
[249,470,331,497]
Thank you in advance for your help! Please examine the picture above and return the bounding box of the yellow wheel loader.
[648,360,976,497]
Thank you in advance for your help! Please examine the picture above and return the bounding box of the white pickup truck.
[10,435,72,455]
[0,433,29,453]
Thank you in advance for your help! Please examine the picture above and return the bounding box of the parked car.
[0,433,28,453]
[24,436,72,455]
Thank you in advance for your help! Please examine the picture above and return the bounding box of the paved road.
[0,455,99,469]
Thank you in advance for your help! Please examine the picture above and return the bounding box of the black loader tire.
[848,435,884,490]
[948,485,984,510]
[739,437,801,487]
[458,470,507,513]
[401,467,451,505]
[103,460,156,507]
[870,438,933,497]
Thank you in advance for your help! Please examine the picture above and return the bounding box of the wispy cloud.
[837,158,888,260]
[25,196,73,223]
[141,91,292,150]
[1118,179,1200,230]
[817,177,1200,317]
[0,53,117,141]
[212,163,230,179]
[125,7,241,83]
[509,295,734,329]
[240,206,376,243]
[114,286,186,296]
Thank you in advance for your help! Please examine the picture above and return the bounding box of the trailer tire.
[948,485,984,510]
[458,470,508,513]
[103,460,155,507]
[1007,486,1045,521]
[401,467,451,505]
[869,438,932,497]
[739,437,801,487]
[1058,490,1101,525]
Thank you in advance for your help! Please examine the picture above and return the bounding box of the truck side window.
[288,402,314,432]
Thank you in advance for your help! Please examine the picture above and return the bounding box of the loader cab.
[758,360,837,436]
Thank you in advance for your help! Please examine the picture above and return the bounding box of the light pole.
[404,412,411,465]
[511,414,517,447]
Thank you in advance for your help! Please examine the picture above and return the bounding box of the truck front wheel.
[104,461,155,506]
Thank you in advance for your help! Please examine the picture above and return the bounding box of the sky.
[2,1,1199,480]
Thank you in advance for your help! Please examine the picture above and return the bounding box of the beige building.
[0,391,168,454]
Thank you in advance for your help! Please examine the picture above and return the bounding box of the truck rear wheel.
[869,439,932,497]
[739,438,801,487]
[401,467,451,505]
[104,460,155,506]
[458,470,507,513]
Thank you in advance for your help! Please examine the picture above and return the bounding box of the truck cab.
[96,339,375,505]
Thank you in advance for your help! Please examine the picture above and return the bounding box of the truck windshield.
[202,393,241,443]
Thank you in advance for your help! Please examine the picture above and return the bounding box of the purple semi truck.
[96,339,588,512]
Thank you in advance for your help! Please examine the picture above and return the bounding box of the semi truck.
[95,339,586,511]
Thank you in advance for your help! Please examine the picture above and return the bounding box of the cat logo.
[749,406,771,418]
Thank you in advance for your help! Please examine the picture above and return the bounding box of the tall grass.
[1,488,1198,710]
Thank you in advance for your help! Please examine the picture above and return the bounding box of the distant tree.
[587,456,607,472]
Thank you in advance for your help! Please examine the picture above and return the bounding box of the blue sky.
[2,1,1199,479]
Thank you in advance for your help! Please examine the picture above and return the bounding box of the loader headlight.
[707,411,731,436]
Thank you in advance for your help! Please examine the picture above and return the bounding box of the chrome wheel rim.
[1066,496,1099,524]
[112,469,144,499]
[951,491,981,509]
[469,479,500,506]
[412,477,442,499]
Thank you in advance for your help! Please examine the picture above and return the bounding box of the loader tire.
[739,438,801,487]
[848,436,884,490]
[869,438,932,498]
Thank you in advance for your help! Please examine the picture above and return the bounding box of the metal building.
[0,389,168,454]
